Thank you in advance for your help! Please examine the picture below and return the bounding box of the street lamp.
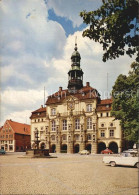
[35,129,40,150]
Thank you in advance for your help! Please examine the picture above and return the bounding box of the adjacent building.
[0,120,31,152]
[30,42,123,154]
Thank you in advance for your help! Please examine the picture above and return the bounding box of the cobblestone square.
[0,153,138,195]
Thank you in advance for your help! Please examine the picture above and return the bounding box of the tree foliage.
[80,0,139,62]
[111,62,139,143]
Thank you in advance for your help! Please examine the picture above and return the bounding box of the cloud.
[0,89,48,124]
[47,0,102,27]
[0,0,136,126]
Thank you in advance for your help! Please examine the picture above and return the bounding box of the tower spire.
[75,36,77,51]
[67,39,84,92]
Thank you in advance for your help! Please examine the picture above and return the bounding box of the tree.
[111,62,139,143]
[80,0,139,62]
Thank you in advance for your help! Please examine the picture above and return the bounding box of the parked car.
[79,150,90,155]
[103,151,139,168]
[101,148,113,154]
[0,149,6,154]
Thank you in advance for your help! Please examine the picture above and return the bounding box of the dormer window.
[86,104,92,112]
[51,108,56,115]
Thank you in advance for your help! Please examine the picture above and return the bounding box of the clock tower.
[68,39,84,92]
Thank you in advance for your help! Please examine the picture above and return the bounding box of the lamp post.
[35,129,40,150]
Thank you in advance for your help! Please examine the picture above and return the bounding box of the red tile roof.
[46,86,100,105]
[32,107,46,113]
[96,99,112,111]
[7,120,31,135]
[30,106,46,119]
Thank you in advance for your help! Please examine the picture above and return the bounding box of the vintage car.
[103,151,139,168]
[101,148,113,154]
[79,150,90,155]
[0,149,6,154]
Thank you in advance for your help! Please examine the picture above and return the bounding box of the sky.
[0,0,136,125]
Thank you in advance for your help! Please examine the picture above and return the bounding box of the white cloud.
[47,0,102,27]
[0,0,136,126]
[4,110,33,125]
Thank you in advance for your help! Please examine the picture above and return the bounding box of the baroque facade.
[30,43,123,154]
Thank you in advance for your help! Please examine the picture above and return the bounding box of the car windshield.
[121,152,138,157]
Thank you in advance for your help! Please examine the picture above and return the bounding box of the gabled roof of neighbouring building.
[4,120,31,135]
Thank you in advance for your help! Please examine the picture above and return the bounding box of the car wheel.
[110,161,116,167]
[135,162,139,168]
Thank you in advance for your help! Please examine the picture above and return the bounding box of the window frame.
[75,118,80,130]
[51,108,56,115]
[86,104,92,112]
[63,120,67,130]
[52,120,56,131]
[87,117,92,129]
[109,129,114,137]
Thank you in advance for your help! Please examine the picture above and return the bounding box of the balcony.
[60,111,83,117]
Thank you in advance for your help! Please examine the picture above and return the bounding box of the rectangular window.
[101,130,105,137]
[101,113,103,117]
[6,135,8,138]
[75,118,80,130]
[86,104,92,112]
[63,120,67,130]
[107,112,109,117]
[87,117,92,129]
[110,130,114,137]
[9,145,13,151]
[52,121,56,131]
[51,108,56,115]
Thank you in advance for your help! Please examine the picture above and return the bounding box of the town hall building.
[30,42,123,154]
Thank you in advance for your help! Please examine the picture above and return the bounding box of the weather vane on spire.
[75,36,77,51]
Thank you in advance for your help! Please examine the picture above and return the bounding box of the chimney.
[59,87,62,91]
[41,105,43,108]
[86,82,90,87]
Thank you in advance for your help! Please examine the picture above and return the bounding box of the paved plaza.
[0,153,138,195]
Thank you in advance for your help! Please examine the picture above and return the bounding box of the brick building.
[0,120,31,152]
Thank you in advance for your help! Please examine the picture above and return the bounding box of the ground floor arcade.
[37,140,122,154]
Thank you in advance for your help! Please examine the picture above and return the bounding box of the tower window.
[63,120,67,130]
[87,117,92,129]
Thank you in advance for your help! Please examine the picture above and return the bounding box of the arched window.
[52,120,56,131]
[87,117,92,129]
[75,118,80,130]
[63,120,67,130]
